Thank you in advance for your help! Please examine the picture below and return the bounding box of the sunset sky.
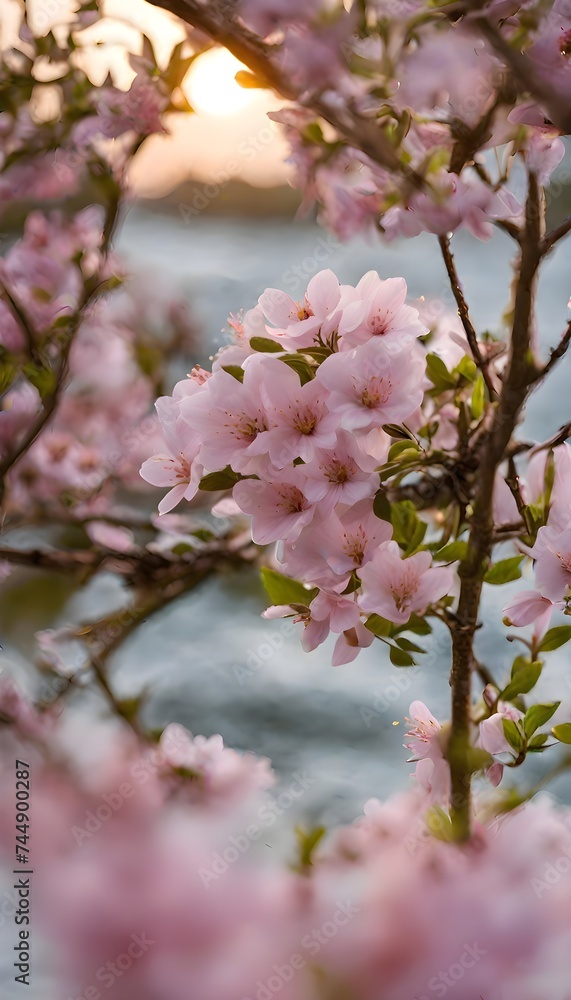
[0,0,291,195]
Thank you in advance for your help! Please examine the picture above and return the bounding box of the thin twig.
[542,216,571,255]
[530,321,571,384]
[438,235,498,401]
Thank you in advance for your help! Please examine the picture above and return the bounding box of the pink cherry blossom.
[338,272,427,347]
[140,380,204,515]
[532,525,571,605]
[302,429,379,513]
[258,269,342,349]
[405,701,450,804]
[316,338,425,431]
[259,358,338,465]
[502,590,557,637]
[181,358,272,475]
[359,540,454,623]
[232,468,316,544]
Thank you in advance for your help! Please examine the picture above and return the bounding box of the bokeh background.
[1,0,571,836]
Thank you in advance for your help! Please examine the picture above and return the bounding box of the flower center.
[293,407,317,435]
[323,458,355,484]
[359,377,392,409]
[276,484,308,514]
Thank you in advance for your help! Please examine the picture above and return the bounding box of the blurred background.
[1,0,571,832]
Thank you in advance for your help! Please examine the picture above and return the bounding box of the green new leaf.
[552,723,571,745]
[434,540,468,563]
[261,568,317,608]
[389,644,416,667]
[249,336,283,353]
[426,353,456,391]
[484,556,524,585]
[293,824,326,872]
[394,637,425,654]
[471,373,485,420]
[500,661,543,702]
[539,625,571,652]
[502,718,525,753]
[405,614,433,635]
[199,467,243,491]
[221,365,245,382]
[523,702,560,738]
[387,439,420,464]
[455,356,478,383]
[364,614,392,638]
[528,733,549,751]
[373,489,391,523]
[383,424,416,440]
[279,355,314,384]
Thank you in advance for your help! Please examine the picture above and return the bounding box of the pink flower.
[279,498,392,592]
[302,429,379,514]
[181,358,272,475]
[233,468,316,544]
[258,269,342,349]
[338,272,426,347]
[532,525,571,604]
[502,590,556,639]
[478,703,525,786]
[405,701,450,803]
[315,338,425,431]
[359,540,453,623]
[140,382,204,515]
[264,590,374,665]
[259,359,338,465]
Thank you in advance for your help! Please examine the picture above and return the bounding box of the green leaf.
[426,353,456,391]
[552,723,571,745]
[500,661,543,702]
[405,615,433,635]
[454,356,478,383]
[199,467,243,491]
[471,373,485,420]
[249,336,283,353]
[293,825,326,871]
[383,424,416,441]
[389,644,416,667]
[364,614,392,638]
[221,365,245,382]
[484,556,524,585]
[387,439,420,463]
[539,625,571,652]
[394,637,425,653]
[528,733,549,751]
[390,501,425,550]
[373,489,392,523]
[434,540,468,563]
[502,718,525,753]
[279,355,314,384]
[523,702,560,738]
[260,568,317,608]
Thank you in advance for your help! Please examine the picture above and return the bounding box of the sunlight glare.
[186,48,258,118]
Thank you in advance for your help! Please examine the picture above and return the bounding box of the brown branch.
[542,216,571,255]
[438,235,498,401]
[447,172,543,840]
[468,14,571,135]
[530,320,571,383]
[530,420,571,456]
[146,0,424,189]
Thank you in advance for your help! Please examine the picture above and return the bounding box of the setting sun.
[185,48,258,117]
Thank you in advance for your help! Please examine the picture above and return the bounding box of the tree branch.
[530,320,571,383]
[438,235,498,401]
[542,216,571,255]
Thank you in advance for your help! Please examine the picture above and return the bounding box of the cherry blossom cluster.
[233,0,570,242]
[142,268,460,664]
